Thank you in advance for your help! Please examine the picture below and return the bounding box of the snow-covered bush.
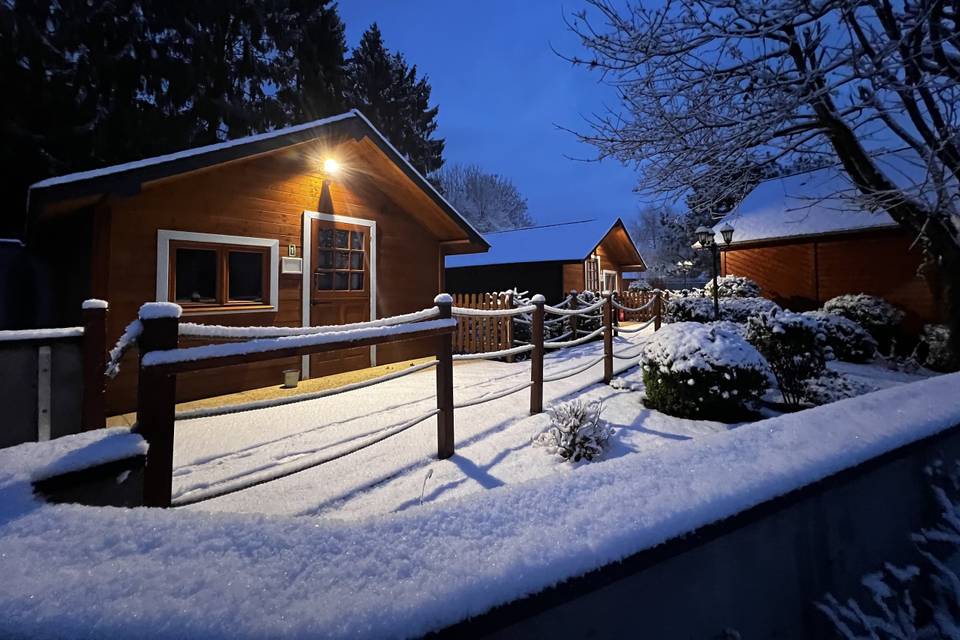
[719,297,781,323]
[706,320,747,339]
[628,279,652,292]
[665,295,714,322]
[533,399,613,462]
[823,293,905,350]
[704,275,761,298]
[801,371,874,406]
[802,311,877,363]
[919,324,957,372]
[640,322,770,420]
[746,309,829,407]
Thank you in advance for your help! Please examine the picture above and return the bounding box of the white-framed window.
[602,270,618,292]
[156,230,279,315]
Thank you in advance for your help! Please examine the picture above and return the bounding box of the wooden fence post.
[603,291,614,383]
[80,299,108,431]
[435,294,455,459]
[530,294,545,415]
[137,303,180,508]
[654,291,663,331]
[505,292,515,363]
[568,289,579,338]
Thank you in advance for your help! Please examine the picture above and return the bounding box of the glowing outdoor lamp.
[323,158,341,175]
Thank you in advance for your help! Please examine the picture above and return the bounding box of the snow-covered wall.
[1,374,960,638]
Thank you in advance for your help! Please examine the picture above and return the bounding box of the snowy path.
[174,326,725,518]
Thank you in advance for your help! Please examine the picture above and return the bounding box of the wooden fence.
[452,292,513,355]
[617,290,670,322]
[0,301,107,446]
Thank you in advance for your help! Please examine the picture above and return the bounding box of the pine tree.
[346,24,444,175]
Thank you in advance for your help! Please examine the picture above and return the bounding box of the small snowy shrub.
[640,322,770,420]
[746,309,828,407]
[628,279,652,292]
[802,371,874,406]
[706,320,747,339]
[802,311,877,363]
[704,275,761,298]
[533,400,613,462]
[920,324,957,372]
[823,293,905,350]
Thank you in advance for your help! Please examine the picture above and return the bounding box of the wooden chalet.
[713,164,942,331]
[444,218,646,302]
[25,109,488,413]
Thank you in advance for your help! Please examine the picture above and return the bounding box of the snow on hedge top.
[641,321,770,374]
[446,218,633,267]
[713,161,903,245]
[823,293,906,328]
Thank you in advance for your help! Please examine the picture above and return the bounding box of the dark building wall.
[445,262,568,303]
[721,228,941,331]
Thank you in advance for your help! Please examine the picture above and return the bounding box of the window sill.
[178,303,276,316]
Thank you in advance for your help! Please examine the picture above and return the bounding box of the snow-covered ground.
[2,368,958,639]
[172,326,933,520]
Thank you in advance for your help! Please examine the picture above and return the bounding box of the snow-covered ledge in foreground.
[1,374,960,638]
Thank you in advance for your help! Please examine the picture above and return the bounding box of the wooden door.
[309,219,372,378]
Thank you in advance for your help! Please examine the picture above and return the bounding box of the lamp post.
[676,259,693,290]
[695,224,734,319]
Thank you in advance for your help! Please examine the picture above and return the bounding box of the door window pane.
[334,272,349,290]
[335,230,349,248]
[175,248,217,303]
[319,250,334,268]
[228,251,264,302]
[350,252,363,270]
[335,251,350,269]
[319,229,334,248]
[349,272,363,291]
[316,272,333,290]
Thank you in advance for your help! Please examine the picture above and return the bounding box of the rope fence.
[129,289,664,508]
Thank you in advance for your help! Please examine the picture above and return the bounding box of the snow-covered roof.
[27,109,487,250]
[713,163,901,246]
[446,218,642,268]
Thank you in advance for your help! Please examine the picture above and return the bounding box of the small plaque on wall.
[281,257,303,274]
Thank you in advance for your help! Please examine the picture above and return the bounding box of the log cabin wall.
[100,150,443,415]
[720,228,940,331]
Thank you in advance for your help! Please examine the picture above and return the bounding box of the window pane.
[350,251,363,270]
[334,272,348,290]
[319,229,334,248]
[316,271,333,290]
[175,248,217,304]
[349,272,363,291]
[319,250,334,268]
[228,251,264,302]
[334,230,349,248]
[351,231,364,250]
[335,251,350,269]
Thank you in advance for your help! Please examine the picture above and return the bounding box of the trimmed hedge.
[641,322,770,420]
[746,309,828,407]
[802,310,877,363]
[704,275,761,298]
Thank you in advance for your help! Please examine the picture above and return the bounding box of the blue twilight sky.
[338,1,646,226]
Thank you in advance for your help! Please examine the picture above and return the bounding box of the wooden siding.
[721,229,941,331]
[98,147,444,414]
[446,262,567,303]
[562,263,585,294]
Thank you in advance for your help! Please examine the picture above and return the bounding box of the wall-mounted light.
[323,158,341,175]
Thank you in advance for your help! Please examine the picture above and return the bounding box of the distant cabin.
[712,164,942,331]
[444,218,646,302]
[25,110,488,414]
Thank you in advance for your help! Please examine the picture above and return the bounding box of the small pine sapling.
[533,399,613,462]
